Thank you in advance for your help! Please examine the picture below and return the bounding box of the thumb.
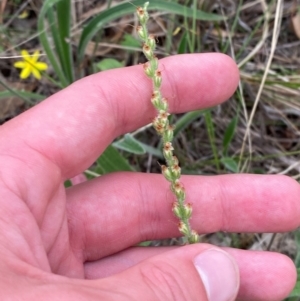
[108,245,240,301]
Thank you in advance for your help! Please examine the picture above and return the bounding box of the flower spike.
[136,2,199,244]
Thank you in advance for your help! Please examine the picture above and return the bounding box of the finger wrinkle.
[217,178,233,232]
[160,61,179,112]
[137,176,164,242]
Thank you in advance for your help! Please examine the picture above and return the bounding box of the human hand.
[0,54,299,301]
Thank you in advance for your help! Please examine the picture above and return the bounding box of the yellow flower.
[14,50,48,80]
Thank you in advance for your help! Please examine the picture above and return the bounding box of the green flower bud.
[171,164,181,179]
[166,154,177,168]
[163,142,173,160]
[143,62,154,77]
[136,6,149,24]
[154,73,162,88]
[163,125,174,142]
[173,203,192,220]
[160,97,168,111]
[178,221,189,236]
[148,34,156,49]
[189,231,199,244]
[152,90,160,98]
[150,57,158,71]
[161,165,173,182]
[172,202,182,219]
[137,26,147,40]
[151,94,169,112]
[172,156,179,165]
[154,70,162,88]
[153,117,164,135]
[151,93,161,108]
[158,111,169,122]
[171,180,186,202]
[183,203,192,219]
[143,44,153,60]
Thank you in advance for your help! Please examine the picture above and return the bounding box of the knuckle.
[139,261,192,301]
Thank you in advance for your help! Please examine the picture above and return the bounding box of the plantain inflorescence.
[136,2,199,244]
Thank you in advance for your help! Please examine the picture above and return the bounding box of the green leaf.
[138,142,163,158]
[223,116,238,156]
[288,268,300,297]
[46,0,74,84]
[294,229,300,268]
[174,110,205,138]
[114,134,163,158]
[96,145,133,174]
[55,0,74,83]
[220,157,239,173]
[138,241,152,246]
[0,90,45,102]
[64,179,72,188]
[38,0,69,87]
[177,31,188,54]
[0,78,45,104]
[96,58,124,71]
[113,134,145,155]
[78,0,224,60]
[121,33,141,49]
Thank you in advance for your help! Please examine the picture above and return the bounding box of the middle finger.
[66,172,300,261]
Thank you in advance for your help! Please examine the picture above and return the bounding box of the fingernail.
[194,249,239,301]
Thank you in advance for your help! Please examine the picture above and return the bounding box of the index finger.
[1,53,239,178]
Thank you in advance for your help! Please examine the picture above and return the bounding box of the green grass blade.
[177,31,188,54]
[204,110,220,172]
[0,90,45,102]
[78,0,224,60]
[56,0,74,83]
[221,0,242,54]
[47,9,68,82]
[190,0,197,52]
[294,229,300,268]
[223,115,238,156]
[236,15,264,60]
[38,0,69,87]
[288,269,300,297]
